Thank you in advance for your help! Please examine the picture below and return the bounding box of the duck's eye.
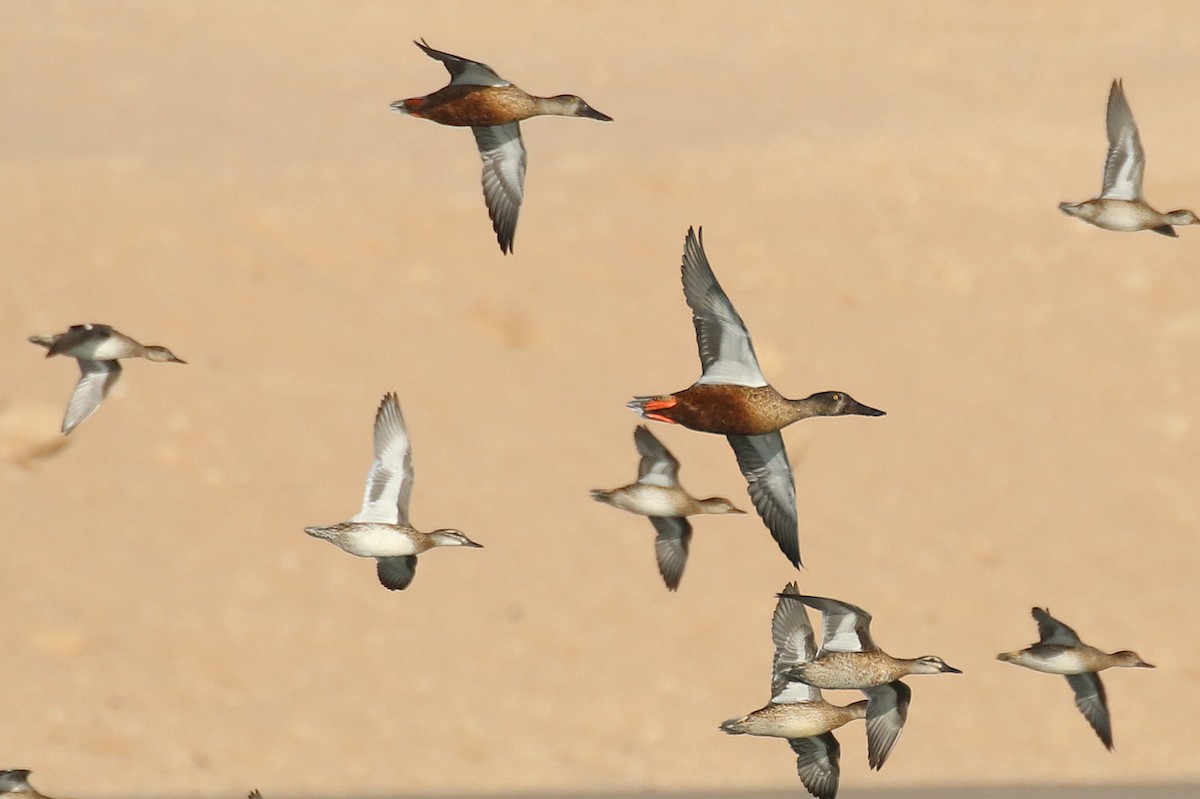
[831,393,842,401]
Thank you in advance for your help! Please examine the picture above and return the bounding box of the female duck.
[304,393,482,591]
[998,607,1153,750]
[28,323,185,434]
[1059,79,1197,236]
[721,583,869,799]
[778,594,961,769]
[591,425,743,590]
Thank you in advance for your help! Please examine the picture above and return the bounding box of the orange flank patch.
[641,397,677,412]
[639,396,678,424]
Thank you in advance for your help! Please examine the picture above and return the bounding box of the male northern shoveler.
[28,323,185,435]
[591,425,744,590]
[1059,79,1197,236]
[720,583,869,799]
[628,228,884,568]
[998,607,1154,750]
[304,393,482,591]
[391,40,612,254]
[777,594,960,770]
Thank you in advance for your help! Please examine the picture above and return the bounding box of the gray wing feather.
[634,425,680,487]
[1032,607,1083,647]
[649,515,691,591]
[680,228,768,387]
[376,555,418,591]
[770,583,820,703]
[728,432,799,568]
[473,124,525,254]
[414,39,510,87]
[1100,79,1145,201]
[1067,672,1113,750]
[789,733,841,799]
[799,595,877,653]
[864,680,911,769]
[63,360,121,434]
[353,393,414,525]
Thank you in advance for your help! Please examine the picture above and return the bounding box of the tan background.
[1,1,1199,796]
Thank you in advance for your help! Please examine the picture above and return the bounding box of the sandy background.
[1,2,1199,797]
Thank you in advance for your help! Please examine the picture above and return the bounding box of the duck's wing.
[634,425,681,487]
[472,123,525,255]
[788,732,841,799]
[864,680,911,770]
[680,227,768,388]
[62,359,121,434]
[352,393,413,525]
[798,595,877,653]
[1100,79,1145,201]
[727,432,799,568]
[1067,672,1112,750]
[413,39,509,87]
[649,515,691,591]
[1032,607,1084,647]
[376,555,418,591]
[0,771,35,793]
[770,581,821,702]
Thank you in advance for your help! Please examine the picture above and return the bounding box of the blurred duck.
[628,228,884,568]
[304,393,482,591]
[779,594,961,769]
[591,425,744,590]
[998,607,1154,750]
[0,771,65,799]
[720,583,868,799]
[391,40,612,254]
[28,323,185,434]
[1059,79,1197,236]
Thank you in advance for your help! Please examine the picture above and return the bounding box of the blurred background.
[1,2,1198,796]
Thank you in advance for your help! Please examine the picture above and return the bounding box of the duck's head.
[697,497,746,515]
[144,345,186,364]
[1164,209,1199,226]
[805,391,885,418]
[545,94,612,121]
[1111,650,1154,668]
[431,529,483,548]
[911,655,962,674]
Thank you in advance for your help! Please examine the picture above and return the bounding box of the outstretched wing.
[353,393,414,525]
[414,39,509,87]
[1100,79,1145,201]
[473,124,525,255]
[728,432,799,568]
[680,227,767,387]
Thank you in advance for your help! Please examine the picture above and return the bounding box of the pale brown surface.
[1,2,1199,797]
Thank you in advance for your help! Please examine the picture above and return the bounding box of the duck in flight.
[628,228,884,568]
[391,40,612,254]
[1059,79,1197,236]
[28,323,185,434]
[304,393,482,591]
[998,607,1154,750]
[591,425,744,590]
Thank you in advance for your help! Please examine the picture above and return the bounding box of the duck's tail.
[389,98,424,118]
[626,395,677,424]
[719,716,749,735]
